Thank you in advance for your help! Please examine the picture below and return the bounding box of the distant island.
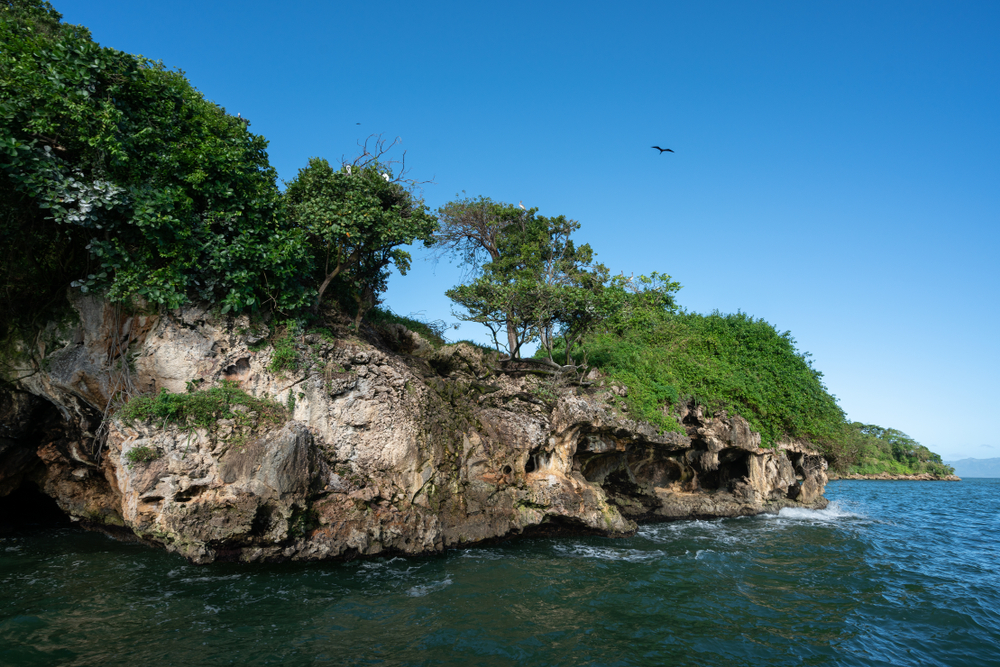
[944,458,1000,478]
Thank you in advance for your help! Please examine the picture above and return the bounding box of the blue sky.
[58,1,999,460]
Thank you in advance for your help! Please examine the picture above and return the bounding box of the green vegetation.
[283,156,437,326]
[0,2,437,344]
[837,423,954,476]
[118,380,285,429]
[436,197,681,366]
[575,310,845,444]
[0,0,309,339]
[367,306,448,348]
[124,444,160,466]
[267,322,300,374]
[434,195,950,472]
[2,3,951,479]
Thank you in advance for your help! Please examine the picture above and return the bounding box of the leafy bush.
[574,310,846,445]
[0,1,311,341]
[118,380,285,429]
[124,444,160,466]
[267,322,301,373]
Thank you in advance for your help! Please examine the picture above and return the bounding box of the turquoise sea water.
[2,479,999,666]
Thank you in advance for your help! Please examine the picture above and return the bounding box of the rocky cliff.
[0,295,829,563]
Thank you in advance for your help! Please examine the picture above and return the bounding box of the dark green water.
[3,480,999,666]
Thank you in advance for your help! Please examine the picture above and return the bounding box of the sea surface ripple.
[2,480,999,666]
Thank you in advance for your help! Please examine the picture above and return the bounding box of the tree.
[432,196,536,356]
[446,210,612,366]
[0,0,310,339]
[283,157,437,326]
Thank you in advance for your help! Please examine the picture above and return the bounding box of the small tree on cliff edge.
[283,157,437,326]
[445,213,607,365]
[431,195,535,357]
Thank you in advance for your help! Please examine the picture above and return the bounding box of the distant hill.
[944,458,1000,478]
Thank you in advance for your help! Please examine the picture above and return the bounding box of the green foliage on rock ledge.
[118,380,285,430]
[576,309,846,446]
[124,444,160,466]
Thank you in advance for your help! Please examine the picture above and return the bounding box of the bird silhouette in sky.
[651,146,674,154]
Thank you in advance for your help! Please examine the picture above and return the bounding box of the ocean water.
[2,479,999,666]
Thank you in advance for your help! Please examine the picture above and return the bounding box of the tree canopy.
[283,157,437,324]
[0,0,312,338]
[1,1,442,339]
[438,196,681,367]
[446,212,605,364]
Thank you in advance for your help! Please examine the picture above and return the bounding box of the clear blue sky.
[58,1,999,460]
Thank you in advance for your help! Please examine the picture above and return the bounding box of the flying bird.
[651,146,674,154]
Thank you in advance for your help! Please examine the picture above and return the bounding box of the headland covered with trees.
[0,0,953,478]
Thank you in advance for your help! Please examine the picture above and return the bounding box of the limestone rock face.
[1,295,829,563]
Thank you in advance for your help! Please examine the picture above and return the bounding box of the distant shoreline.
[828,473,961,482]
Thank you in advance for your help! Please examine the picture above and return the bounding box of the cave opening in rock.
[603,466,643,497]
[524,455,536,474]
[699,449,750,491]
[251,503,276,537]
[0,482,72,533]
[628,453,683,489]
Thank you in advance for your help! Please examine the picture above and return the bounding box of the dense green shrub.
[118,380,285,429]
[124,444,160,466]
[573,310,846,446]
[569,308,952,473]
[0,0,310,342]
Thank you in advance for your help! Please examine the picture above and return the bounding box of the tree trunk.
[314,269,341,312]
[505,314,519,359]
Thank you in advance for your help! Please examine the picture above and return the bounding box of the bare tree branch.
[341,134,434,193]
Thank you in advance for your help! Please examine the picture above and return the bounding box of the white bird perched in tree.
[519,201,526,210]
[346,165,352,175]
[382,173,390,182]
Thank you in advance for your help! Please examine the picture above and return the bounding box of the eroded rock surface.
[1,295,828,563]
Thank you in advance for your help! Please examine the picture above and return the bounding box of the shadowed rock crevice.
[0,482,73,533]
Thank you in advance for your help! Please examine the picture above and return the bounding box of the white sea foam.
[177,574,243,584]
[771,501,863,522]
[459,548,506,561]
[554,544,666,563]
[406,576,453,597]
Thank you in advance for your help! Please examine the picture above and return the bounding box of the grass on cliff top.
[367,306,448,348]
[117,380,286,429]
[564,310,846,448]
[562,309,952,475]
